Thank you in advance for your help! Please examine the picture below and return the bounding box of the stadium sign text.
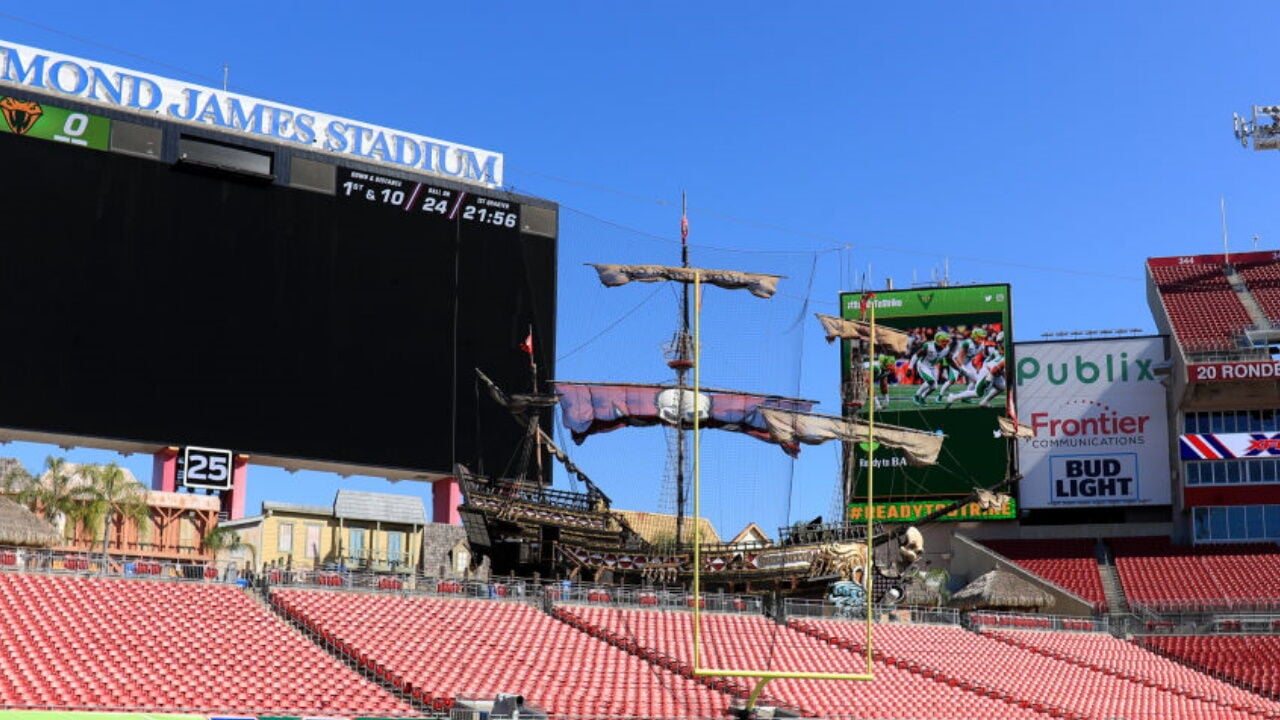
[1017,351,1157,386]
[0,41,503,186]
[1189,361,1280,383]
[1015,338,1171,509]
[846,498,1017,523]
[1050,455,1138,502]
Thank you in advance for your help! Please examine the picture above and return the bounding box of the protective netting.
[549,203,878,692]
[553,205,835,549]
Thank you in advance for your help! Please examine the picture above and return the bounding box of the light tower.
[1234,105,1280,150]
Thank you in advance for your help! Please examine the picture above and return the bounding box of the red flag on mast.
[859,292,876,320]
[519,330,534,356]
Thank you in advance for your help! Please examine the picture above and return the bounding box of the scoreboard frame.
[0,84,558,484]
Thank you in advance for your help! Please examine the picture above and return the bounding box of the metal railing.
[0,543,778,619]
[965,610,1110,634]
[548,584,765,614]
[782,597,961,626]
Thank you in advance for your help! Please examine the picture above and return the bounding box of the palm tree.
[6,457,83,540]
[203,523,255,573]
[75,463,150,567]
[921,567,952,608]
[0,462,33,500]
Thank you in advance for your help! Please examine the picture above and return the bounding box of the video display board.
[1015,337,1172,509]
[841,285,1014,521]
[0,90,556,479]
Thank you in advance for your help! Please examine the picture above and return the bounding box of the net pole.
[865,301,875,668]
[692,270,702,673]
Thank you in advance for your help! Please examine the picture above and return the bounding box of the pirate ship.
[458,221,1020,600]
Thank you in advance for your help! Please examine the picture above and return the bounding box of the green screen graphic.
[841,285,1013,520]
[0,97,111,150]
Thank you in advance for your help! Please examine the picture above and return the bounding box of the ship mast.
[670,192,693,547]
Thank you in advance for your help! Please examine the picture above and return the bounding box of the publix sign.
[0,41,503,186]
[1015,337,1171,509]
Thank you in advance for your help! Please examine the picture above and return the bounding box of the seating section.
[1148,259,1251,352]
[985,629,1280,715]
[0,573,410,715]
[1141,635,1280,702]
[7,565,1280,719]
[1110,536,1280,612]
[1237,259,1280,324]
[801,618,1273,720]
[272,589,730,718]
[560,604,1046,719]
[980,538,1107,611]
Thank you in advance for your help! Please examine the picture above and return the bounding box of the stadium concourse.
[9,255,1280,720]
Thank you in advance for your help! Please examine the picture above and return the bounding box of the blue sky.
[0,4,1277,539]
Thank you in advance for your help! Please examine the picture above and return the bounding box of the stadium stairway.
[1095,540,1131,614]
[270,587,738,718]
[546,604,803,715]
[559,603,1053,719]
[0,572,415,716]
[257,585,433,715]
[1225,265,1275,330]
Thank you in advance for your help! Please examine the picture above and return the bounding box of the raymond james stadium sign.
[0,41,503,186]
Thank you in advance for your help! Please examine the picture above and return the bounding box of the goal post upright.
[690,273,876,712]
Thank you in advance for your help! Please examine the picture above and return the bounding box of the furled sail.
[555,382,816,453]
[815,313,911,355]
[758,407,943,466]
[588,263,783,299]
[997,415,1034,439]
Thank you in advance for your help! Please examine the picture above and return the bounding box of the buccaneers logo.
[0,97,43,135]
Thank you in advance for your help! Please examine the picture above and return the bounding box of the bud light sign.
[1051,454,1138,503]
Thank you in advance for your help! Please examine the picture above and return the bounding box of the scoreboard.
[0,86,557,481]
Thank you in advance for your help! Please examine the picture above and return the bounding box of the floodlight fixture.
[1235,105,1280,151]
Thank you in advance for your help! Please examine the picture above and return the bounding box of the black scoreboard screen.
[0,90,556,478]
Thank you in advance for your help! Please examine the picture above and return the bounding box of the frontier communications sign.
[1015,337,1172,509]
[0,41,503,186]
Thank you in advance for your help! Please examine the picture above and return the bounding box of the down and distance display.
[337,167,519,232]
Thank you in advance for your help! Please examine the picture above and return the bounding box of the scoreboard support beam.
[151,448,179,493]
[222,456,249,521]
[433,477,462,525]
[150,447,249,520]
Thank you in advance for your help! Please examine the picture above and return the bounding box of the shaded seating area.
[559,604,1047,719]
[1110,536,1280,612]
[0,572,410,715]
[272,588,731,718]
[979,538,1107,611]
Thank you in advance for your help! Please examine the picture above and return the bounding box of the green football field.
[866,381,1007,412]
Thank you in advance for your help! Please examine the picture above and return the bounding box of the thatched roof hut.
[0,496,63,547]
[950,568,1055,612]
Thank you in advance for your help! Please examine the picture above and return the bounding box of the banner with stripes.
[1180,433,1280,460]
